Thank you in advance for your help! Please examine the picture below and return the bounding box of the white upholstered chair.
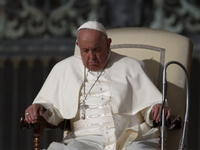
[106,27,193,150]
[76,27,193,150]
[21,27,193,150]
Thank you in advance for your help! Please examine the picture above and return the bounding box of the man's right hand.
[25,104,43,124]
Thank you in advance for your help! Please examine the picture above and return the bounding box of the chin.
[89,66,101,71]
[89,68,99,71]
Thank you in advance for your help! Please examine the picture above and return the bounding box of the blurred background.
[0,0,200,149]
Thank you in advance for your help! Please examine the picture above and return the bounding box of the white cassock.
[33,52,163,150]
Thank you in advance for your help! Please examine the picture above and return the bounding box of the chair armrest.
[153,119,171,128]
[20,114,71,130]
[20,113,70,150]
[20,114,46,150]
[153,115,182,129]
[20,114,60,129]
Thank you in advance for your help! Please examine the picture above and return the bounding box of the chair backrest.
[75,27,193,150]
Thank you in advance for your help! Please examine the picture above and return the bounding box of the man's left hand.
[151,104,171,123]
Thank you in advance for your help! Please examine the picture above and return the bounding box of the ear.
[76,41,78,46]
[107,38,112,44]
[107,38,112,48]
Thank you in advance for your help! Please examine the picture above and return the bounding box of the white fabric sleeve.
[36,103,64,126]
[140,102,162,127]
[140,101,168,127]
[140,106,153,127]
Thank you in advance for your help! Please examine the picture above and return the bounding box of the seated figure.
[25,21,170,150]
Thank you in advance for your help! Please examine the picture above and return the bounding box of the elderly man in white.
[25,21,170,150]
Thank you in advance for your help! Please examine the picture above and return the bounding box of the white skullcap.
[77,21,107,36]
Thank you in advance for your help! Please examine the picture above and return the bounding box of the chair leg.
[33,124,43,150]
[34,137,41,150]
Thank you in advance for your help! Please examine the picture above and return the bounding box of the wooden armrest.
[153,118,171,128]
[20,114,44,150]
[20,114,71,129]
[153,116,182,129]
[20,114,57,129]
[20,114,70,150]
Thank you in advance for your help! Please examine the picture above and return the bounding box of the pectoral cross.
[80,101,89,120]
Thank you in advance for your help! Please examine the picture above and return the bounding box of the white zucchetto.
[77,21,107,36]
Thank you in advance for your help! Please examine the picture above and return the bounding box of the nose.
[89,51,96,60]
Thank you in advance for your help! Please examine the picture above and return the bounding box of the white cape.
[33,52,162,123]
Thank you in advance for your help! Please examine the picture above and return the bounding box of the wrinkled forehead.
[77,29,107,43]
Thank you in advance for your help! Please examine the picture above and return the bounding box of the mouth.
[89,61,99,66]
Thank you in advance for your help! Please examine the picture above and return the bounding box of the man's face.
[77,29,112,71]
